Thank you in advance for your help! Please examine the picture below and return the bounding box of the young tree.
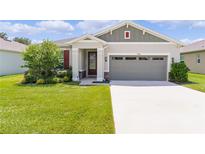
[0,32,8,40]
[23,40,61,79]
[13,37,31,45]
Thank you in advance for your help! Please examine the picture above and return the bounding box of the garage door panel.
[110,56,167,81]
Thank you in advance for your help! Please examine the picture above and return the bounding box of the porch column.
[97,48,104,81]
[72,48,79,81]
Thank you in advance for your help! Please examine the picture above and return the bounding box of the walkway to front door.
[110,80,205,133]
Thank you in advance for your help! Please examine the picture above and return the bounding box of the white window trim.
[124,31,130,39]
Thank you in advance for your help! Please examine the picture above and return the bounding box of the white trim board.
[65,34,107,45]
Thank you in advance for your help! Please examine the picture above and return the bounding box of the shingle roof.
[54,37,76,46]
[181,40,205,53]
[0,38,27,52]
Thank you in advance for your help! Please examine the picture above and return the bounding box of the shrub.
[56,70,67,78]
[24,72,36,83]
[169,62,189,83]
[63,76,70,82]
[21,78,27,84]
[44,77,54,84]
[59,78,63,83]
[22,40,61,79]
[52,77,59,84]
[36,79,45,84]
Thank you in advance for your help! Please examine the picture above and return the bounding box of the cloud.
[180,38,204,44]
[191,21,205,28]
[149,20,205,29]
[76,20,120,33]
[0,21,42,34]
[36,20,74,33]
[0,20,74,35]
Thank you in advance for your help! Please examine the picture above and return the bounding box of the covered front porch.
[72,47,105,81]
[70,35,107,82]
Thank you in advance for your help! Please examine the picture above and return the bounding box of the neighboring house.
[55,21,183,81]
[0,38,27,76]
[181,40,205,74]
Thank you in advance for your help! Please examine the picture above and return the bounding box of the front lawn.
[0,75,115,134]
[183,72,205,93]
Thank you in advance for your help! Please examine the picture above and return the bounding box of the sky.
[1,20,205,44]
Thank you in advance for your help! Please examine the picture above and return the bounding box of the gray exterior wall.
[97,25,168,42]
[182,50,205,74]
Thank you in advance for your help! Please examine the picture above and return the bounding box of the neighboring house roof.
[181,40,205,53]
[94,21,184,46]
[0,38,27,52]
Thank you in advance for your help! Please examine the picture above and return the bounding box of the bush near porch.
[22,40,72,84]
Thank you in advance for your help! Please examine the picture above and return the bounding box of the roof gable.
[97,24,168,42]
[63,34,107,45]
[94,21,184,46]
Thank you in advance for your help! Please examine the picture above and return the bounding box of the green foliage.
[13,37,31,45]
[22,40,61,81]
[21,78,27,84]
[183,73,205,93]
[56,70,68,78]
[24,72,37,83]
[63,76,70,82]
[169,62,189,83]
[44,77,54,84]
[0,32,8,40]
[36,79,45,84]
[56,68,72,79]
[52,77,60,84]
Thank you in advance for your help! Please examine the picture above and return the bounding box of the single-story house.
[55,21,183,81]
[180,40,205,74]
[0,38,27,76]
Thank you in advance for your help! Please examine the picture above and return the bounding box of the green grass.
[183,72,205,93]
[0,75,115,134]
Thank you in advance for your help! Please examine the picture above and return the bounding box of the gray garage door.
[109,55,167,81]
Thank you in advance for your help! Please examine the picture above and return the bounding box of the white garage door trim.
[107,53,170,81]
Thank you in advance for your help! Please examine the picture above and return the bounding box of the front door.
[88,52,97,75]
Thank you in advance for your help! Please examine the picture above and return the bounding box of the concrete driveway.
[110,81,205,133]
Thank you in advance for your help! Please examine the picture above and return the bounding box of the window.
[125,57,136,60]
[197,54,201,64]
[152,57,164,60]
[112,57,123,60]
[180,55,184,62]
[124,31,130,39]
[139,57,149,60]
